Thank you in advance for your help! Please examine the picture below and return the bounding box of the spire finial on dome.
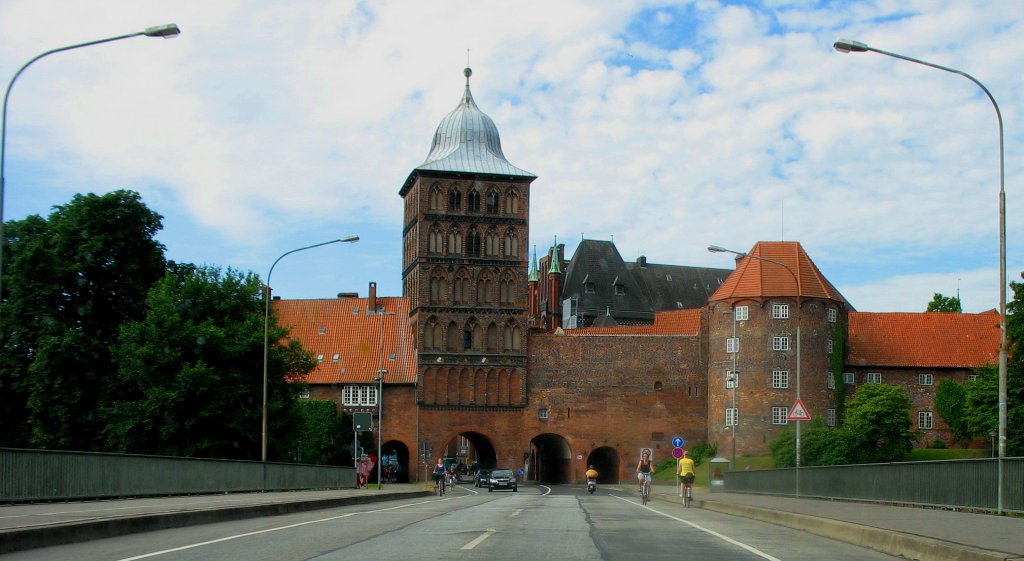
[464,66,472,86]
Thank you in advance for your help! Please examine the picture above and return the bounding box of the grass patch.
[909,448,990,461]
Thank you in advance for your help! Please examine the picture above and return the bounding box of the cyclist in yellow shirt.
[677,450,696,496]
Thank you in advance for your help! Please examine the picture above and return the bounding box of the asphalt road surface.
[1,484,905,561]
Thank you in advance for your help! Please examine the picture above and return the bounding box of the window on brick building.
[725,370,738,389]
[342,385,378,406]
[772,336,790,351]
[826,339,833,353]
[725,408,738,426]
[866,372,882,384]
[968,374,980,382]
[827,307,838,323]
[734,305,748,321]
[538,408,549,420]
[726,337,739,354]
[918,411,934,429]
[827,371,835,390]
[772,370,789,389]
[843,372,855,385]
[772,303,789,319]
[919,373,934,385]
[771,406,789,425]
[826,408,836,426]
[299,388,311,399]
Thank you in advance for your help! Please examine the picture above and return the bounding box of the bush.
[928,439,948,449]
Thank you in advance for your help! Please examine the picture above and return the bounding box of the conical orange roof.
[709,241,846,303]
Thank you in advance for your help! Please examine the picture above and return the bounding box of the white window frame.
[726,370,739,389]
[826,339,834,353]
[866,372,882,384]
[827,371,835,390]
[726,337,739,354]
[771,406,789,425]
[967,374,980,382]
[772,336,790,351]
[772,370,789,389]
[734,306,749,321]
[827,307,837,323]
[826,408,836,427]
[918,411,934,430]
[298,388,311,399]
[342,385,379,407]
[538,408,549,420]
[772,303,790,319]
[843,372,856,385]
[919,373,934,386]
[725,408,738,427]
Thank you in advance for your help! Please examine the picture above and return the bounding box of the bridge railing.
[0,448,355,502]
[722,457,1023,513]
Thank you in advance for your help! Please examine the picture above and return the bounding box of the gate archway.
[529,433,571,484]
[586,446,620,484]
[381,440,410,483]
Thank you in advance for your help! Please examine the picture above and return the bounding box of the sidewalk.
[649,484,1023,561]
[0,484,430,555]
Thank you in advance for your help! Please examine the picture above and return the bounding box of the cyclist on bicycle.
[677,450,696,496]
[432,458,446,491]
[635,449,654,493]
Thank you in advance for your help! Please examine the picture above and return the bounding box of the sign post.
[787,399,811,422]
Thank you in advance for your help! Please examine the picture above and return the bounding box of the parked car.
[488,468,517,492]
[475,468,493,488]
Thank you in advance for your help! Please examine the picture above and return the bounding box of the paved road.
[1,482,1021,561]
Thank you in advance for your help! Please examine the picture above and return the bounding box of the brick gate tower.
[398,68,536,467]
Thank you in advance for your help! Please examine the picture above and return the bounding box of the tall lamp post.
[262,235,359,462]
[709,245,801,484]
[833,38,1007,514]
[374,369,386,488]
[0,23,181,313]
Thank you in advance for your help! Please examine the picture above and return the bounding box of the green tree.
[295,400,349,465]
[844,383,917,462]
[799,417,857,466]
[0,191,166,450]
[106,266,315,460]
[926,293,962,313]
[935,378,972,443]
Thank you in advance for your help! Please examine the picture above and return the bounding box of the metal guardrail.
[0,448,355,502]
[722,457,1023,513]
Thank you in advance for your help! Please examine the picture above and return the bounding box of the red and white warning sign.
[787,399,812,421]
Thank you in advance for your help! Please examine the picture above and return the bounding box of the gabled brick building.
[272,71,1000,484]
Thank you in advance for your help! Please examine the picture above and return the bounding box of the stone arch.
[529,433,572,484]
[586,446,621,484]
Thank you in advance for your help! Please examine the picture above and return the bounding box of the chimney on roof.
[337,292,358,299]
[637,256,647,268]
[369,282,377,313]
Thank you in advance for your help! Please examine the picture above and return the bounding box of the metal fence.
[722,457,1024,513]
[0,448,355,502]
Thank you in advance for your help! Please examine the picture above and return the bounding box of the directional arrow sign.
[787,399,812,421]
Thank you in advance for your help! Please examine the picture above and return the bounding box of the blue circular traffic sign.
[672,436,684,448]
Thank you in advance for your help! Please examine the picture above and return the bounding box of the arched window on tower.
[468,186,481,213]
[477,270,494,304]
[429,183,443,210]
[446,321,460,351]
[506,188,519,214]
[466,227,481,257]
[486,187,500,213]
[485,227,499,257]
[448,186,462,212]
[504,320,522,351]
[447,226,462,255]
[504,228,519,257]
[430,271,446,304]
[428,225,443,254]
[500,271,516,305]
[425,317,441,350]
[464,318,479,351]
[453,271,470,305]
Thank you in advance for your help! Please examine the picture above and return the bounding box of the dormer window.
[584,282,595,294]
[614,284,625,295]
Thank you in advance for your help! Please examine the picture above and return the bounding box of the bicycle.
[640,473,651,505]
[435,476,445,496]
[681,475,694,507]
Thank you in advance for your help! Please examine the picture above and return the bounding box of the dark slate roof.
[628,260,732,311]
[561,240,653,321]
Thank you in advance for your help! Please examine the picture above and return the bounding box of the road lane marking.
[510,509,523,517]
[113,498,452,560]
[612,495,781,561]
[461,528,496,549]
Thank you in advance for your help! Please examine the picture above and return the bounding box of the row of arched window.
[427,224,520,258]
[423,316,524,353]
[429,268,519,306]
[428,182,521,215]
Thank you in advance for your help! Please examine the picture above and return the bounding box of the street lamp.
[833,38,1007,514]
[709,245,802,475]
[262,235,359,462]
[374,369,386,489]
[0,23,181,314]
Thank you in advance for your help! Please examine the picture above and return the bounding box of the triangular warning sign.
[787,399,812,421]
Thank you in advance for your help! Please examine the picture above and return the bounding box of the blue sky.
[1,0,1022,313]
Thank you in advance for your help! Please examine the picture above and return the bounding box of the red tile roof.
[847,310,1000,368]
[272,297,416,385]
[564,309,702,336]
[710,241,846,303]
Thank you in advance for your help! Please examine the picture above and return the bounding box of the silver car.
[488,469,518,492]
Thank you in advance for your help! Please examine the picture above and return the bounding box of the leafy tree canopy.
[926,293,962,313]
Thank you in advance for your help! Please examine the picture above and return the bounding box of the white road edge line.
[461,528,496,549]
[612,495,781,561]
[113,498,451,561]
